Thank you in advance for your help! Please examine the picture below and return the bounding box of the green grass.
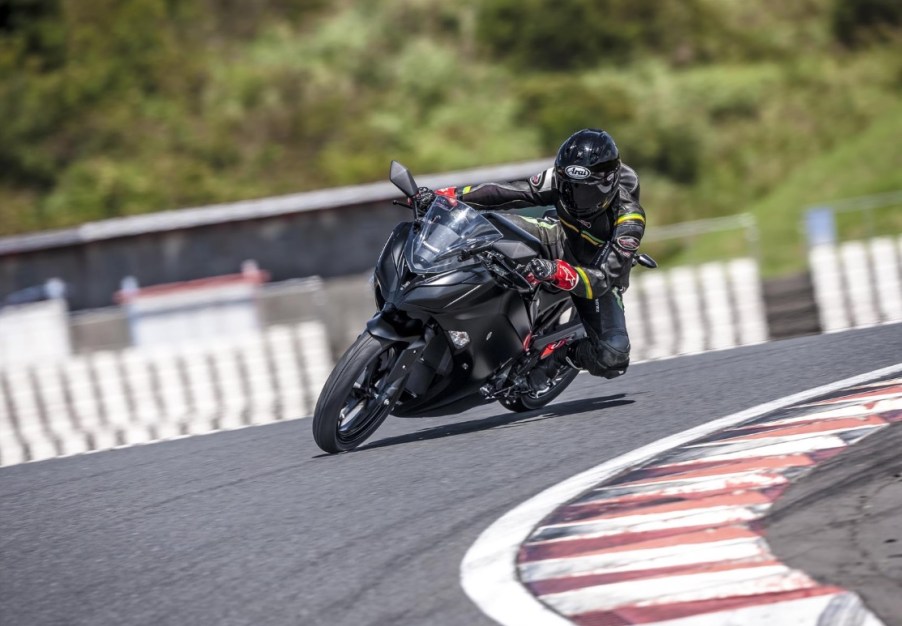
[663,102,902,275]
[1,0,901,270]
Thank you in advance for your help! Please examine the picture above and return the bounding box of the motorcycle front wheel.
[312,334,400,453]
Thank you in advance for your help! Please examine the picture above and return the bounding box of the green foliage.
[665,102,902,274]
[833,0,902,47]
[0,0,900,288]
[475,0,834,70]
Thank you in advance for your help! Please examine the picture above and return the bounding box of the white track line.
[459,362,902,626]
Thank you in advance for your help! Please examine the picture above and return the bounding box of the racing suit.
[437,164,646,378]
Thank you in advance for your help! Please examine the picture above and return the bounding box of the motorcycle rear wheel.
[312,334,399,453]
[500,366,579,413]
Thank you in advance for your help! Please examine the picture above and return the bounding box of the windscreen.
[403,196,502,274]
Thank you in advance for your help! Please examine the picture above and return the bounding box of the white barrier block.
[699,263,735,351]
[669,267,705,355]
[241,336,276,414]
[5,368,42,431]
[58,432,91,456]
[121,350,161,423]
[130,424,158,446]
[809,244,850,332]
[841,241,880,327]
[266,326,307,420]
[182,347,218,417]
[217,410,246,431]
[65,358,104,431]
[0,372,22,457]
[0,371,14,432]
[92,352,130,427]
[209,341,247,424]
[638,272,676,359]
[149,349,189,421]
[153,421,185,440]
[25,436,58,462]
[621,285,647,362]
[0,436,26,466]
[728,258,769,345]
[89,427,119,451]
[31,364,67,419]
[296,321,334,407]
[31,363,82,446]
[870,237,902,322]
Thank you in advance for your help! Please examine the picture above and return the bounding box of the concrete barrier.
[0,256,775,466]
[809,236,902,332]
[0,321,332,466]
[625,258,768,361]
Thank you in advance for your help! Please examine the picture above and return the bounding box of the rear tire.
[312,334,399,453]
[500,367,579,413]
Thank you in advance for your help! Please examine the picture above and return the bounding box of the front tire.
[312,334,400,453]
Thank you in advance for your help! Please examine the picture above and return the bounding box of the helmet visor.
[569,168,618,213]
[571,183,608,210]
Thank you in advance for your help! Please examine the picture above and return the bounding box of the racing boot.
[528,343,578,392]
[569,334,629,380]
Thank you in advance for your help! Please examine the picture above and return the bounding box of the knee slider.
[598,333,630,369]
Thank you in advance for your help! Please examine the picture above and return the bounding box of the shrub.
[833,0,902,47]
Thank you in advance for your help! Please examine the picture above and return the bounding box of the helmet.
[553,129,621,219]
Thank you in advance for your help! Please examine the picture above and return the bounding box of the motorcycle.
[312,161,656,453]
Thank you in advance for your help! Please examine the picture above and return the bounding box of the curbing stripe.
[460,362,902,626]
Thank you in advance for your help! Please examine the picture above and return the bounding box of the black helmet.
[553,129,621,219]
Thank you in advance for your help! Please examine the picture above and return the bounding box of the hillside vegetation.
[1,0,900,273]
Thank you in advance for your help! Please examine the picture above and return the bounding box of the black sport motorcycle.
[312,162,655,454]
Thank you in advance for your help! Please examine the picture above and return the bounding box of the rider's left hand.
[410,187,435,217]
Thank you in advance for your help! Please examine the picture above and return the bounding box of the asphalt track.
[1,324,900,626]
[767,419,902,625]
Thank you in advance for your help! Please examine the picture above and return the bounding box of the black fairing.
[369,217,571,418]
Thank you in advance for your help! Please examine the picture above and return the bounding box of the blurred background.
[0,0,900,464]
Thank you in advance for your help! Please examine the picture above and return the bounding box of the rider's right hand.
[525,258,580,292]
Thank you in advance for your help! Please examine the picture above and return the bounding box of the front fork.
[369,324,435,410]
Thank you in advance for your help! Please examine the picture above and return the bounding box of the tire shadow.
[356,393,635,452]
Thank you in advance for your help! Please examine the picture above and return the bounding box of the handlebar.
[634,253,658,269]
[480,249,658,294]
[473,249,535,293]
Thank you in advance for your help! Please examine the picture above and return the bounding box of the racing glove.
[411,187,435,217]
[525,259,580,291]
[434,187,458,199]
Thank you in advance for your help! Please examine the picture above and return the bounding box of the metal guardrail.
[804,190,902,246]
[642,212,761,264]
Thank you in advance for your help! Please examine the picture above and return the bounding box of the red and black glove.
[411,187,460,217]
[434,187,457,199]
[525,259,580,291]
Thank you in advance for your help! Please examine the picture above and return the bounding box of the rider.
[413,128,646,381]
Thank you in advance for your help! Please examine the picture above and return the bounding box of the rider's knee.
[601,332,630,361]
[572,335,631,378]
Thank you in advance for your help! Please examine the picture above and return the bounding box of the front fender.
[366,311,422,343]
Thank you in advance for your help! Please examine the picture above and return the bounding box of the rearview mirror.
[390,161,419,198]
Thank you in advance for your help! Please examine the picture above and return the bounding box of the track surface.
[767,421,902,625]
[1,325,900,626]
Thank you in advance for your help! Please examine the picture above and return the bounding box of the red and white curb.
[461,363,902,625]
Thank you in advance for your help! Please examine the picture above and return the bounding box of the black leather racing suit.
[440,164,646,378]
